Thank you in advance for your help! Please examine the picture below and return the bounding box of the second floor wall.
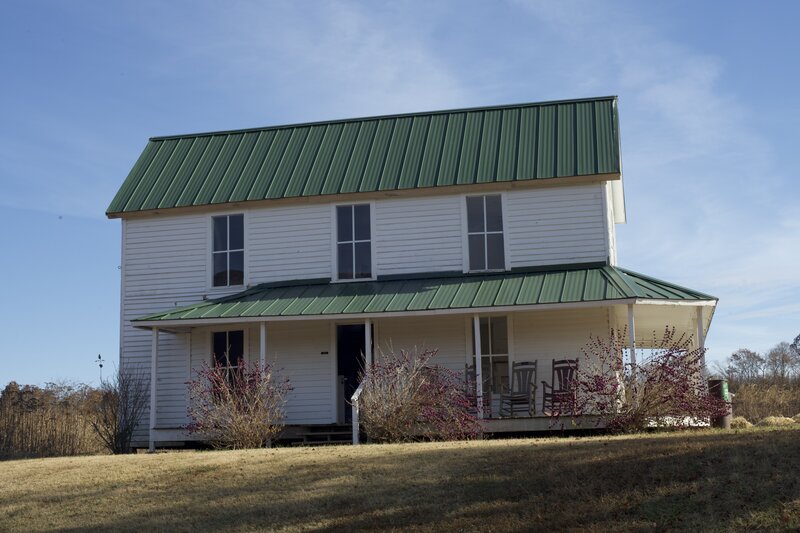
[121,181,618,301]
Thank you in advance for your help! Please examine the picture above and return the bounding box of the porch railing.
[351,382,365,445]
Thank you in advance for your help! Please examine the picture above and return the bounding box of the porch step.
[293,424,354,446]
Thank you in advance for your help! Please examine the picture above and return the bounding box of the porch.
[134,266,717,449]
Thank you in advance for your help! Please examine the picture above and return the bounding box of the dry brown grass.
[756,416,797,427]
[733,383,800,422]
[730,416,753,429]
[1,428,799,532]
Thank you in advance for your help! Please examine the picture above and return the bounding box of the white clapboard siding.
[253,321,334,424]
[512,308,611,413]
[505,184,608,267]
[374,196,464,275]
[124,214,207,297]
[374,315,467,371]
[248,205,332,284]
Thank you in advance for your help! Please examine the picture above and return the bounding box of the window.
[466,195,505,271]
[336,204,372,280]
[212,330,244,369]
[212,214,244,287]
[472,317,509,394]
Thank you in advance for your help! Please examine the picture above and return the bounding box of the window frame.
[471,316,510,395]
[331,202,376,282]
[462,193,509,273]
[209,328,248,369]
[208,211,247,290]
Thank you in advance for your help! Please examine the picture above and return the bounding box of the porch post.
[149,327,159,452]
[364,319,373,366]
[696,307,706,373]
[473,315,484,419]
[259,321,267,367]
[627,304,637,369]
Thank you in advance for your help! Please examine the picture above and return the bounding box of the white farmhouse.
[107,96,716,449]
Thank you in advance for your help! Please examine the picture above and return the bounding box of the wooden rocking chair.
[499,361,538,417]
[541,359,579,415]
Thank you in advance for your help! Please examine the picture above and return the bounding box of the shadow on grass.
[2,429,799,532]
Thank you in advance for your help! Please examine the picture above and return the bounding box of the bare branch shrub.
[187,360,292,449]
[89,366,149,454]
[358,348,482,443]
[553,327,728,432]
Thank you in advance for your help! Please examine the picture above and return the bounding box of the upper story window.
[336,204,372,280]
[466,195,505,271]
[212,214,244,287]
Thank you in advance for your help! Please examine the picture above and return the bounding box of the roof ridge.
[148,96,619,141]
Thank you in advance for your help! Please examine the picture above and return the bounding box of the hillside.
[1,428,799,532]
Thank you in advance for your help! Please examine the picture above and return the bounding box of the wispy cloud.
[515,0,800,360]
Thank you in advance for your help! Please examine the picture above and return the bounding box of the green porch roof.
[108,96,620,216]
[133,266,714,324]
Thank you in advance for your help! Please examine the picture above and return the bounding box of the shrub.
[88,367,149,454]
[794,414,800,424]
[730,416,753,429]
[557,327,729,432]
[187,360,292,449]
[358,348,482,443]
[756,416,797,427]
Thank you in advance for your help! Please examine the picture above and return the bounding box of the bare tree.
[765,342,794,382]
[89,366,149,454]
[726,348,765,384]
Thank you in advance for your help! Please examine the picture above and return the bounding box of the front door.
[337,324,366,422]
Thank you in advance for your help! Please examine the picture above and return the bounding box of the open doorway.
[336,324,371,422]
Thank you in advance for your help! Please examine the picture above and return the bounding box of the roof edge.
[148,95,619,141]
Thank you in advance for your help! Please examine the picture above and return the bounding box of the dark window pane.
[229,214,244,250]
[228,330,244,365]
[468,234,485,271]
[491,317,508,354]
[466,196,484,233]
[337,205,353,242]
[353,204,370,241]
[338,242,353,279]
[481,359,491,390]
[487,234,505,270]
[493,357,509,393]
[229,251,244,285]
[213,216,227,251]
[480,317,490,355]
[213,252,228,287]
[354,242,371,278]
[213,332,227,366]
[485,195,503,232]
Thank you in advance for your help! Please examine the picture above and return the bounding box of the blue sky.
[1,1,798,386]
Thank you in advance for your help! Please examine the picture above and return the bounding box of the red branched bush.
[552,327,729,432]
[186,360,292,449]
[358,348,483,443]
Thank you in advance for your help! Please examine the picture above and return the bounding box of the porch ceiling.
[133,266,716,326]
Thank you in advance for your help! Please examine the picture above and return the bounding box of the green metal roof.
[108,96,621,216]
[133,266,714,324]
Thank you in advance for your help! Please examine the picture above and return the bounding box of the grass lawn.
[1,427,799,532]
